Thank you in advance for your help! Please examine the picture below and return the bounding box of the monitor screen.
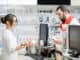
[38,0,70,5]
[39,24,48,46]
[69,25,80,53]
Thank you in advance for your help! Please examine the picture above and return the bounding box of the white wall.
[1,0,80,6]
[71,0,80,6]
[0,0,37,5]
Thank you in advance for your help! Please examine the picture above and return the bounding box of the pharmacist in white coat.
[53,5,80,60]
[1,14,28,60]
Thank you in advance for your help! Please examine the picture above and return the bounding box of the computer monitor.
[39,24,49,46]
[68,25,80,54]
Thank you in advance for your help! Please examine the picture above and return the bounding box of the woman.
[1,14,28,60]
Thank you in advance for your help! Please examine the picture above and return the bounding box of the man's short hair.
[56,5,70,13]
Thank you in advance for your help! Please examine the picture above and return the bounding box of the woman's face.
[12,17,17,28]
[6,17,17,29]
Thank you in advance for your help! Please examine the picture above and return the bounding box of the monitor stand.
[68,49,80,58]
[63,49,80,60]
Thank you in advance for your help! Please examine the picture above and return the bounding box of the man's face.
[56,9,66,23]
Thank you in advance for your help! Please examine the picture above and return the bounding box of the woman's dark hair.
[1,14,17,25]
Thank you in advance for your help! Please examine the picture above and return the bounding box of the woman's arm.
[3,31,33,52]
[15,42,33,51]
[15,43,27,51]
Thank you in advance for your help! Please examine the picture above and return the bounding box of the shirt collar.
[64,16,73,24]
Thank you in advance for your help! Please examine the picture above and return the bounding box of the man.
[53,5,80,60]
[54,5,79,45]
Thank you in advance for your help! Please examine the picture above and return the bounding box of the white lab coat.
[70,18,80,25]
[1,29,18,60]
[65,18,80,49]
[62,18,80,42]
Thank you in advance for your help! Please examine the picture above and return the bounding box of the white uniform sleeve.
[3,31,16,53]
[70,18,80,25]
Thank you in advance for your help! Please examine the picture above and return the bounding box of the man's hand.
[53,37,62,45]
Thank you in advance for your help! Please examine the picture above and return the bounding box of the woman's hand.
[16,45,25,51]
[21,41,33,47]
[20,43,28,47]
[15,43,28,51]
[16,41,33,51]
